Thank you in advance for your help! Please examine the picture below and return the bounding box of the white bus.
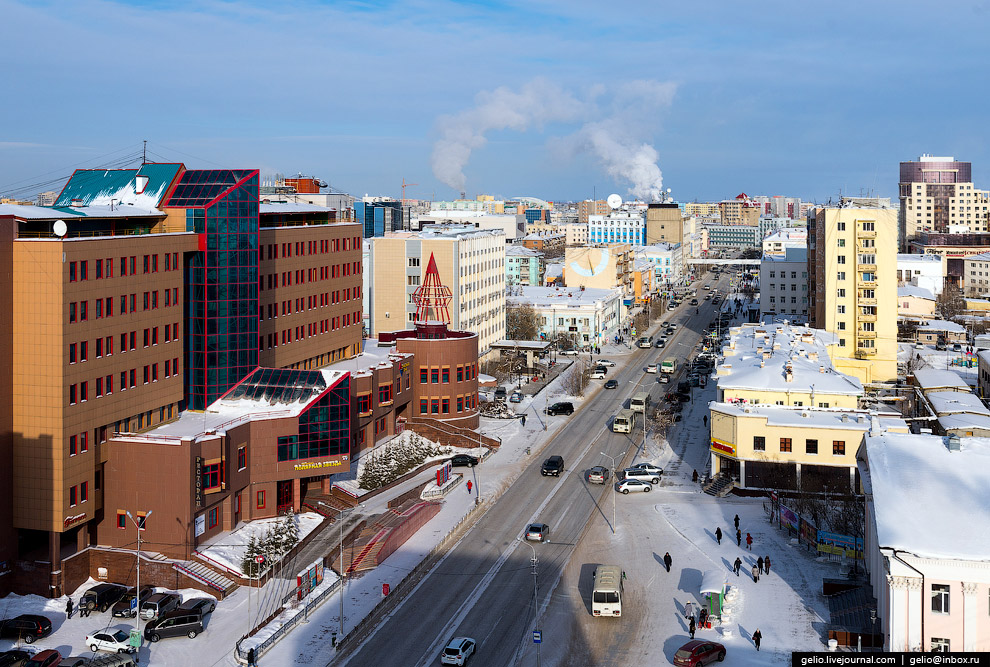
[612,409,635,433]
[592,565,624,617]
[630,392,651,413]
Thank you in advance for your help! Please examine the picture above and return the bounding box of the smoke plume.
[431,78,675,201]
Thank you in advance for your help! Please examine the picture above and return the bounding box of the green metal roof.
[54,163,183,208]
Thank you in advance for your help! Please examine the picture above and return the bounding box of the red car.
[24,651,62,667]
[672,640,725,666]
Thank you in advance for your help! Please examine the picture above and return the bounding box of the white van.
[612,409,635,433]
[592,565,624,617]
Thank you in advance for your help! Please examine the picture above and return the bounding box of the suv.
[143,609,204,642]
[140,592,180,621]
[587,466,610,484]
[112,585,155,618]
[440,637,476,666]
[545,402,574,416]
[493,387,507,402]
[23,652,61,667]
[623,467,661,484]
[81,583,128,613]
[541,455,564,476]
[0,616,52,644]
[590,367,607,379]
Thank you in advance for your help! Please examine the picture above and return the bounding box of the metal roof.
[54,163,183,208]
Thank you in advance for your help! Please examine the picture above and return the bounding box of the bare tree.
[506,303,541,341]
[936,284,965,321]
[560,358,589,397]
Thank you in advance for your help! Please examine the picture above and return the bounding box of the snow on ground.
[899,342,978,386]
[198,512,325,575]
[331,430,453,498]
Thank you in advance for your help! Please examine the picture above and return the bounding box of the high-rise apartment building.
[369,226,506,356]
[809,203,898,382]
[719,194,761,226]
[577,199,610,224]
[898,155,990,250]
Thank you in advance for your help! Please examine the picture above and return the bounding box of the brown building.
[720,193,761,226]
[645,202,683,245]
[577,199,610,224]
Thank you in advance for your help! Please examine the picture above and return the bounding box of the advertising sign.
[194,515,205,537]
[799,517,817,547]
[779,505,799,533]
[194,456,203,507]
[817,530,864,559]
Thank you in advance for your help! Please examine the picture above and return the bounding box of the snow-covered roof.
[925,391,990,416]
[259,202,333,214]
[323,339,410,375]
[700,570,728,594]
[898,285,935,301]
[863,431,990,560]
[0,203,164,219]
[917,319,965,333]
[897,253,942,264]
[964,251,990,262]
[508,285,622,308]
[717,323,863,396]
[506,245,543,257]
[544,263,564,278]
[912,368,968,392]
[762,247,807,263]
[522,232,564,240]
[710,402,906,432]
[937,413,990,432]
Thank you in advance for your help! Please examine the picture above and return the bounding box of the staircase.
[173,560,238,596]
[702,473,736,497]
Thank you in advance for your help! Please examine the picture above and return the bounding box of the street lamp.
[125,510,151,662]
[318,501,364,647]
[870,608,878,650]
[518,539,542,667]
[600,451,625,534]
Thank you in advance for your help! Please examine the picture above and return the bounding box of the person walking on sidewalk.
[688,615,696,639]
[764,556,771,575]
[733,557,742,576]
[734,514,740,531]
[663,552,672,572]
[751,564,760,583]
[736,529,742,547]
[752,629,763,651]
[715,527,722,545]
[746,532,753,550]
[685,601,693,621]
[65,598,73,619]
[757,556,764,574]
[466,480,472,494]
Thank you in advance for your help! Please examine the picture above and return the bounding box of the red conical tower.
[412,253,452,323]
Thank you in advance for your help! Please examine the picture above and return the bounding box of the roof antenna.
[142,139,147,166]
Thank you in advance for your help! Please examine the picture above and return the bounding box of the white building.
[859,431,990,652]
[636,242,684,287]
[762,227,807,257]
[897,253,944,296]
[416,211,524,241]
[507,286,622,349]
[759,247,809,322]
[588,210,646,246]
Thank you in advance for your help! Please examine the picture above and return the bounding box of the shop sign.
[400,361,410,375]
[293,459,343,471]
[195,515,205,537]
[63,513,86,529]
[710,439,736,456]
[194,456,203,507]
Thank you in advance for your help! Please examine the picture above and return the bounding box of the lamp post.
[125,510,151,662]
[870,608,878,650]
[318,502,364,646]
[519,539,541,667]
[600,451,625,534]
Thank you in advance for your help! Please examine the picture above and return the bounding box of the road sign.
[255,555,265,564]
[533,630,542,644]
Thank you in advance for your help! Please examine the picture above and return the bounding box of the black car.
[0,615,52,644]
[449,454,480,467]
[604,379,618,389]
[176,597,217,616]
[0,650,32,667]
[541,455,564,476]
[81,583,128,613]
[112,585,156,617]
[544,401,574,416]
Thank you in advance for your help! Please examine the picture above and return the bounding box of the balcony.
[857,263,877,273]
[858,313,877,322]
[858,280,878,289]
[856,229,877,239]
[856,347,877,358]
[857,330,877,339]
[857,297,877,306]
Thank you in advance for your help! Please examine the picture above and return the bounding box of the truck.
[630,392,651,413]
[660,357,677,374]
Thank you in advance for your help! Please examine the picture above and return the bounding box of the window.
[117,512,126,529]
[208,507,220,529]
[837,255,846,265]
[431,367,439,383]
[442,398,450,413]
[69,435,77,456]
[753,436,765,451]
[69,343,77,363]
[69,485,77,507]
[378,383,393,405]
[779,438,792,452]
[431,399,440,414]
[257,491,266,509]
[238,446,246,470]
[202,462,223,490]
[832,440,846,455]
[932,584,950,614]
[930,638,950,653]
[81,481,88,503]
[837,222,846,230]
[805,439,818,454]
[457,366,464,382]
[837,289,846,298]
[357,393,372,414]
[420,368,428,384]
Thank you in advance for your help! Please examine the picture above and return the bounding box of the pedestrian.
[753,628,762,651]
[715,527,722,545]
[685,600,693,620]
[757,556,764,574]
[734,514,740,530]
[746,532,753,550]
[466,480,472,494]
[752,564,759,583]
[736,529,741,547]
[247,647,256,666]
[688,615,696,639]
[65,597,73,619]
[733,557,742,576]
[699,607,708,628]
[703,415,708,427]
[663,552,672,573]
[520,414,526,427]
[764,555,771,575]
[81,603,89,618]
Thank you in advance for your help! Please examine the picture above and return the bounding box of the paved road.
[336,273,731,667]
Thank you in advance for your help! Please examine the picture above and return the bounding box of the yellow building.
[719,194,761,226]
[645,203,683,245]
[563,244,633,295]
[897,286,936,318]
[684,202,719,217]
[709,403,908,491]
[578,199,610,224]
[809,204,898,383]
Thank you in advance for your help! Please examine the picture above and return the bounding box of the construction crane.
[401,178,419,205]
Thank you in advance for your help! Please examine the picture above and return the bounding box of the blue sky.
[2,0,988,203]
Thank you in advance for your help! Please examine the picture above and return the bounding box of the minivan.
[143,609,204,642]
[140,592,180,621]
[81,583,128,613]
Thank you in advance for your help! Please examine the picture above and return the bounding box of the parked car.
[558,349,581,356]
[622,467,661,484]
[627,462,664,476]
[545,402,574,416]
[673,640,726,666]
[86,629,136,654]
[143,609,204,642]
[140,592,180,621]
[23,652,60,667]
[81,584,128,613]
[57,659,89,667]
[604,379,618,389]
[494,387,507,402]
[112,585,155,618]
[952,343,963,352]
[524,523,550,542]
[541,455,564,476]
[82,652,136,667]
[590,368,607,379]
[509,390,523,403]
[597,359,616,367]
[587,466,610,484]
[915,341,925,349]
[440,637,476,666]
[616,479,652,494]
[0,615,52,644]
[0,650,32,667]
[449,454,479,467]
[176,598,217,616]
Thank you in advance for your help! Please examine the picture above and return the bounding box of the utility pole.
[126,510,151,662]
[520,540,541,667]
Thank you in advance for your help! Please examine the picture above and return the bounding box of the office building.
[588,211,645,245]
[719,193,761,226]
[577,199,610,224]
[508,286,622,349]
[355,197,404,237]
[898,155,990,250]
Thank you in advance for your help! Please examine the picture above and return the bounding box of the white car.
[616,479,652,494]
[597,359,616,367]
[591,368,607,379]
[86,629,135,653]
[441,636,477,665]
[559,349,582,356]
[645,364,658,373]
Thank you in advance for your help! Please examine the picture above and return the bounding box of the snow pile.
[357,431,452,490]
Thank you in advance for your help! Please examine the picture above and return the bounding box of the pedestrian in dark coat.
[734,514,740,530]
[66,598,73,619]
[80,602,89,618]
[247,647,256,666]
[746,532,753,550]
[753,629,762,651]
[736,529,741,546]
[733,557,742,576]
[757,556,764,574]
[688,615,696,639]
[715,527,722,544]
[764,556,771,574]
[663,552,672,572]
[752,564,759,582]
[699,607,708,628]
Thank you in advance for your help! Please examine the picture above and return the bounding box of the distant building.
[577,199,610,224]
[963,251,990,296]
[564,245,633,294]
[645,203,683,245]
[897,253,944,296]
[703,223,762,249]
[759,247,809,322]
[897,285,936,318]
[508,286,622,349]
[588,210,645,245]
[521,232,564,254]
[505,245,545,286]
[636,243,683,287]
[908,233,990,290]
[355,197,403,237]
[719,193,761,226]
[898,155,990,250]
[762,227,807,257]
[683,202,719,217]
[564,222,589,246]
[36,191,57,206]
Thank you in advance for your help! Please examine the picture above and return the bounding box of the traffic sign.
[533,630,542,644]
[255,555,265,564]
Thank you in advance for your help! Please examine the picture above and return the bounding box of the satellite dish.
[606,194,622,209]
[53,220,67,237]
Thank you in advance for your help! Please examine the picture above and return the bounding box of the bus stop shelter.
[700,570,728,622]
